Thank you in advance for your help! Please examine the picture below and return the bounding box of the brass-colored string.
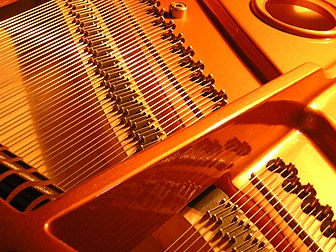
[324,237,336,251]
[0,34,81,100]
[320,233,336,251]
[137,70,201,126]
[1,25,78,96]
[0,12,73,55]
[164,148,258,252]
[158,88,211,134]
[164,221,210,252]
[0,36,78,102]
[248,188,308,244]
[49,75,202,187]
[179,221,216,252]
[234,175,333,252]
[4,71,101,151]
[91,0,146,15]
[0,56,91,141]
[69,94,220,191]
[47,62,204,185]
[154,84,218,133]
[295,200,336,251]
[277,208,324,251]
[0,15,168,127]
[303,219,329,251]
[66,115,235,191]
[60,91,218,190]
[0,2,89,78]
[281,199,335,251]
[122,36,180,71]
[12,77,106,156]
[63,1,178,101]
[239,185,310,251]
[96,0,151,27]
[200,233,224,252]
[194,163,320,250]
[107,51,188,105]
[22,42,186,167]
[263,190,310,234]
[0,0,218,191]
[0,41,82,98]
[254,180,334,251]
[0,4,76,57]
[0,0,57,28]
[84,1,174,68]
[21,4,184,163]
[0,18,79,70]
[36,60,190,172]
[0,52,91,139]
[0,0,159,140]
[7,40,178,173]
[91,0,152,30]
[77,0,156,47]
[239,176,331,251]
[63,0,160,54]
[184,169,291,252]
[29,61,186,171]
[165,199,239,251]
[234,172,301,244]
[27,92,116,168]
[100,14,168,60]
[164,165,284,251]
[0,40,84,112]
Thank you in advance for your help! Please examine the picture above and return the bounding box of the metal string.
[54,73,216,189]
[0,0,150,95]
[62,92,219,190]
[0,3,164,144]
[278,208,322,251]
[0,43,85,117]
[163,153,265,252]
[0,52,91,139]
[25,0,194,174]
[26,47,190,169]
[2,35,175,153]
[239,180,310,251]
[235,172,303,245]
[66,112,235,191]
[0,27,167,139]
[38,64,194,175]
[41,68,194,180]
[0,12,78,93]
[168,161,334,252]
[164,165,286,251]
[52,1,334,250]
[320,233,336,252]
[0,1,57,27]
[186,169,290,252]
[0,1,151,98]
[4,72,101,151]
[280,206,333,251]
[0,0,165,117]
[0,0,220,191]
[0,32,83,104]
[0,4,79,68]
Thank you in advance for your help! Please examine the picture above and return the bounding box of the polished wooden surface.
[0,0,17,7]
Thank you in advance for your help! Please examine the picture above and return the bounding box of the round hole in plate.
[265,0,336,31]
[251,0,336,38]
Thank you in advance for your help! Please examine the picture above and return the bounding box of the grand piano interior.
[0,0,335,251]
